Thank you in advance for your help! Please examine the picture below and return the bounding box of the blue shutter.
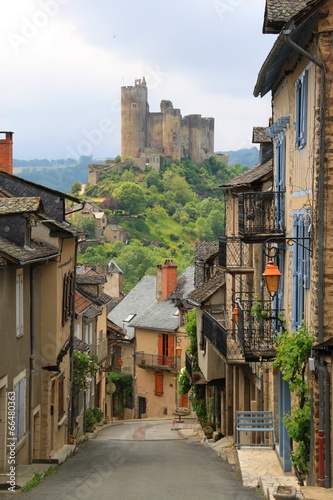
[291,215,298,330]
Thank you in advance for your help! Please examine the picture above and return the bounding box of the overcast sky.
[0,0,277,161]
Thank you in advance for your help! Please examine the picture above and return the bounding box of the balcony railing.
[238,192,285,242]
[237,300,282,361]
[219,236,253,273]
[135,352,180,371]
[91,337,108,364]
[203,311,244,363]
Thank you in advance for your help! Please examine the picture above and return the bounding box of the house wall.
[135,328,188,418]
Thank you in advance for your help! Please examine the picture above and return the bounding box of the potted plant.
[203,425,214,439]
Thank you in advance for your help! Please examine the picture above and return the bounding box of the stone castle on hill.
[121,77,215,165]
[88,77,220,185]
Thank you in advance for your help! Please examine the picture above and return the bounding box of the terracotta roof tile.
[75,291,92,315]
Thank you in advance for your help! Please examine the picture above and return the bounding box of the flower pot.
[272,485,296,500]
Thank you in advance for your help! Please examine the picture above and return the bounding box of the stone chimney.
[156,259,177,301]
[0,132,13,174]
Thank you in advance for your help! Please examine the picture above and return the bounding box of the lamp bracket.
[263,236,312,258]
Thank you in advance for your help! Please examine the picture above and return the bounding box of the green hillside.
[76,157,248,292]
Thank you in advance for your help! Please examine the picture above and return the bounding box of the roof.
[169,266,195,300]
[187,271,225,306]
[218,158,272,189]
[75,291,92,315]
[76,274,107,285]
[93,212,105,219]
[252,127,272,144]
[263,0,307,33]
[0,236,60,265]
[0,197,43,215]
[108,259,122,274]
[130,300,179,332]
[73,337,90,353]
[195,242,219,262]
[107,275,157,339]
[83,304,102,319]
[254,2,323,97]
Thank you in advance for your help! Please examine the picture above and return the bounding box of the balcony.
[238,192,285,242]
[203,311,244,363]
[135,352,180,371]
[219,236,253,273]
[236,300,282,361]
[91,337,108,364]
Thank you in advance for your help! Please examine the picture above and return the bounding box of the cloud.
[0,0,276,159]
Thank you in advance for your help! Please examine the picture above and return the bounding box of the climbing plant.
[73,352,99,396]
[108,372,133,418]
[272,323,313,482]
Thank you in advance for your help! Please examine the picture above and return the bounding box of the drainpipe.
[283,31,330,487]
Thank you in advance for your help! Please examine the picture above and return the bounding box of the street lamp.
[262,260,281,298]
[176,342,182,357]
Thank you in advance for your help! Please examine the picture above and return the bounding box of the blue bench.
[236,410,275,449]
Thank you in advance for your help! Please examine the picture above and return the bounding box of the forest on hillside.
[73,157,248,292]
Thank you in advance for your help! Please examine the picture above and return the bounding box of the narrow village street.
[15,421,262,500]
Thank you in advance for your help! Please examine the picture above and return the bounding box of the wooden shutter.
[300,70,308,148]
[168,334,175,366]
[155,372,163,396]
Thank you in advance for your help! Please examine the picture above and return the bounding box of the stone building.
[121,77,214,165]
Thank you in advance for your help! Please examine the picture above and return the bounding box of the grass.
[21,465,59,492]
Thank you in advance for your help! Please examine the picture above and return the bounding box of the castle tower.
[121,77,148,160]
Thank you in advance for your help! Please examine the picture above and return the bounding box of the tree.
[71,181,82,196]
[77,217,98,239]
[113,182,147,215]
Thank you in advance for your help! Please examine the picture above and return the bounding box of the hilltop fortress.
[121,77,215,165]
[88,78,218,184]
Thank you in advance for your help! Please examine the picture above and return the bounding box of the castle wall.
[120,78,215,163]
[162,108,181,159]
[148,112,164,151]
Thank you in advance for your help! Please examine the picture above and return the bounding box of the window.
[295,70,308,149]
[158,334,175,366]
[154,372,163,396]
[14,377,25,440]
[58,374,65,420]
[16,269,24,338]
[292,212,311,329]
[62,271,75,325]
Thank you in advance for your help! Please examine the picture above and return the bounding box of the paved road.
[17,420,262,500]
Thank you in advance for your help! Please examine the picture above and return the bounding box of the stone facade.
[121,77,214,164]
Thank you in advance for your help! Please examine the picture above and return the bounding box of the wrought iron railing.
[202,311,244,362]
[135,352,180,371]
[219,236,253,271]
[236,300,283,361]
[91,337,108,364]
[185,351,193,378]
[238,192,285,242]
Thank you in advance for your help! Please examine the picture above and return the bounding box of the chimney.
[0,132,13,174]
[156,259,177,301]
